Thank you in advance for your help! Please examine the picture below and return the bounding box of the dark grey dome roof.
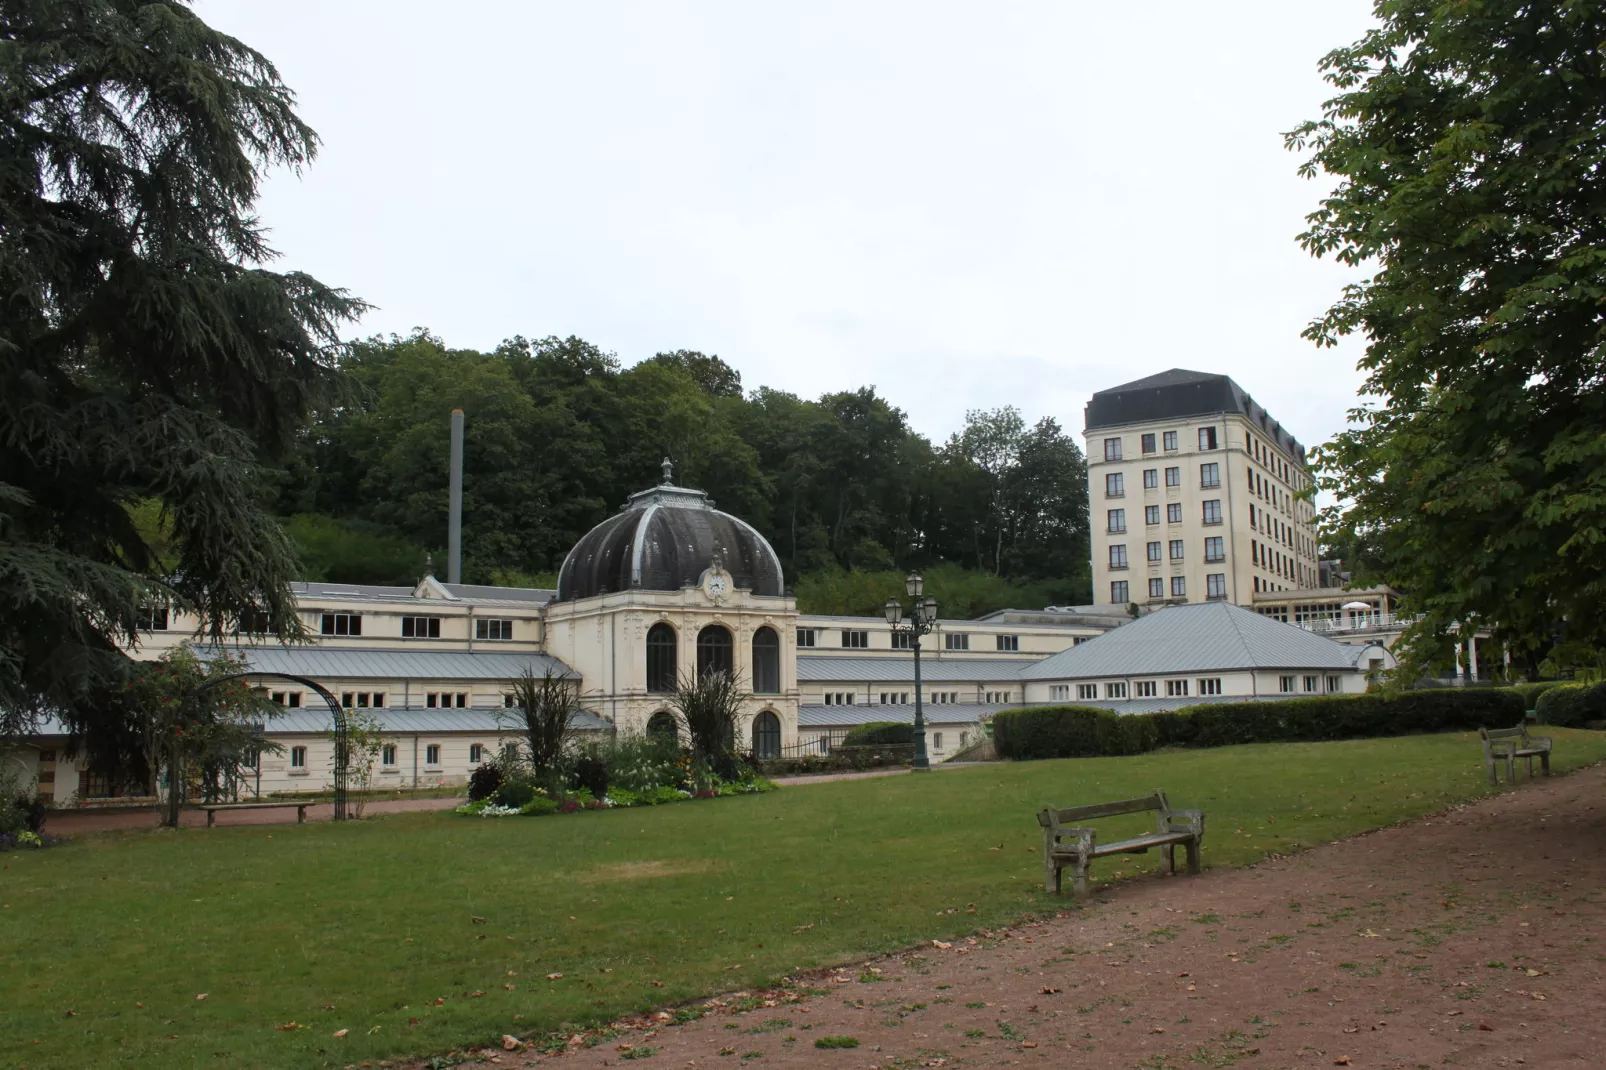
[556,479,784,602]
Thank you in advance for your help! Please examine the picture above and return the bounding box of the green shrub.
[841,721,914,747]
[1506,681,1563,710]
[993,688,1526,761]
[492,781,537,808]
[1533,683,1606,727]
[518,797,560,816]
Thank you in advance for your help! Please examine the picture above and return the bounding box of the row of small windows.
[1105,500,1224,533]
[823,690,1006,706]
[267,689,473,709]
[320,613,519,640]
[1104,463,1220,498]
[1048,674,1341,702]
[1104,427,1218,462]
[1109,574,1228,603]
[797,629,1021,652]
[1107,538,1227,568]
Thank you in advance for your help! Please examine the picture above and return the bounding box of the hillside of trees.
[269,330,1091,613]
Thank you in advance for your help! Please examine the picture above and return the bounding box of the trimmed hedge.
[1506,681,1564,710]
[842,721,915,747]
[992,688,1526,761]
[1534,683,1606,727]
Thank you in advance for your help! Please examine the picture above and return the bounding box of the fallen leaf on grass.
[502,1035,521,1050]
[275,1022,298,1031]
[546,973,563,981]
[195,994,207,1001]
[333,1029,349,1038]
[469,990,486,998]
[504,984,516,991]
[470,916,486,924]
[932,940,952,949]
[651,981,664,988]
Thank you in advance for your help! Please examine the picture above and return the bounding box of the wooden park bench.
[1036,790,1205,897]
[197,800,312,827]
[1480,725,1552,785]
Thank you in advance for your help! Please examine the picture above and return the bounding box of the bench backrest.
[1037,791,1170,829]
[1481,725,1530,754]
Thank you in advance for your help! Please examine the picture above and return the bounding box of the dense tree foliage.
[0,1,361,739]
[275,330,1091,606]
[1290,1,1606,675]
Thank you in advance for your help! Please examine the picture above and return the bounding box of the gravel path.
[467,761,1604,1069]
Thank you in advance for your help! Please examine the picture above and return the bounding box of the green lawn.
[5,730,1603,1070]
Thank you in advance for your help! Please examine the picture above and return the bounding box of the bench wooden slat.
[198,801,307,811]
[1038,793,1165,825]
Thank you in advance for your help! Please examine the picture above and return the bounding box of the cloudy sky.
[199,0,1378,455]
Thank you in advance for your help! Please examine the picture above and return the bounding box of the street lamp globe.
[906,571,923,599]
[922,595,938,622]
[883,597,903,625]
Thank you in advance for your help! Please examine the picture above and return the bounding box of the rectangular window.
[356,692,370,708]
[1207,573,1227,599]
[1199,462,1220,488]
[841,630,868,649]
[476,618,514,640]
[1167,502,1182,523]
[1147,541,1162,562]
[1109,544,1128,569]
[382,744,398,767]
[891,631,913,650]
[1163,430,1178,451]
[1107,508,1126,533]
[1110,580,1129,604]
[1050,685,1069,701]
[1145,505,1160,525]
[1105,682,1127,699]
[1104,437,1122,461]
[1202,499,1222,525]
[1141,433,1156,454]
[1170,576,1186,597]
[1326,675,1341,693]
[1198,426,1218,450]
[468,743,483,764]
[137,601,169,631]
[1169,539,1184,560]
[932,732,943,750]
[1204,536,1225,562]
[1166,679,1190,697]
[796,628,816,647]
[1148,577,1164,598]
[455,692,468,708]
[321,612,362,636]
[1303,675,1319,693]
[944,632,969,651]
[1076,683,1097,700]
[425,744,441,766]
[503,693,515,707]
[1143,468,1159,489]
[1136,680,1158,697]
[996,634,1019,652]
[1105,472,1125,497]
[341,691,355,708]
[290,746,307,768]
[402,615,442,638]
[1197,678,1222,696]
[1164,466,1180,487]
[372,692,386,708]
[1279,675,1296,694]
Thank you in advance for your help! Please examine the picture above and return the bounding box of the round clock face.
[707,574,729,597]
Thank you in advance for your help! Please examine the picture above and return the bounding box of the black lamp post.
[884,571,938,772]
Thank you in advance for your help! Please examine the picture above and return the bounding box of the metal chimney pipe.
[448,408,464,584]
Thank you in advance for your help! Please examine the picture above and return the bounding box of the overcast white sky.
[199,0,1377,455]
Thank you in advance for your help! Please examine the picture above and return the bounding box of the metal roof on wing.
[195,645,576,681]
[797,703,1002,727]
[796,657,1028,683]
[264,706,610,734]
[1017,601,1367,680]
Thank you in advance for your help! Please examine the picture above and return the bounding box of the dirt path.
[475,763,1605,1069]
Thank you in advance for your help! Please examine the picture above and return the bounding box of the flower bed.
[455,777,776,818]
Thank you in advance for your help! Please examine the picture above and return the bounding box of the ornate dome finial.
[661,456,674,485]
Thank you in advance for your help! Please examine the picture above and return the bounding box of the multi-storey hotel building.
[1084,369,1321,609]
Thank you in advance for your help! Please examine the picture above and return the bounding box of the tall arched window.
[752,627,781,694]
[751,710,781,759]
[646,710,678,742]
[697,624,733,678]
[646,622,677,693]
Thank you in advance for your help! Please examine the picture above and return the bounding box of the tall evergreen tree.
[0,1,362,739]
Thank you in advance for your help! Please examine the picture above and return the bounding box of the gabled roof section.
[1018,601,1363,679]
[1084,368,1305,460]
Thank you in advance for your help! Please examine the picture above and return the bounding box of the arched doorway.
[646,710,678,743]
[751,710,781,759]
[646,622,677,692]
[751,626,780,694]
[697,624,733,678]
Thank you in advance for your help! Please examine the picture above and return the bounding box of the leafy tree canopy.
[1289,0,1606,675]
[0,0,361,738]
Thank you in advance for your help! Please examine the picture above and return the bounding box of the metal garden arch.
[196,671,352,820]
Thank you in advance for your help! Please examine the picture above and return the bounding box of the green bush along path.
[5,730,1605,1070]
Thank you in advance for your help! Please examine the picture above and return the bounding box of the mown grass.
[4,729,1603,1070]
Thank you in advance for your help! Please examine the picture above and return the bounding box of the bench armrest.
[1045,826,1097,854]
[1163,809,1205,836]
[1528,735,1552,750]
